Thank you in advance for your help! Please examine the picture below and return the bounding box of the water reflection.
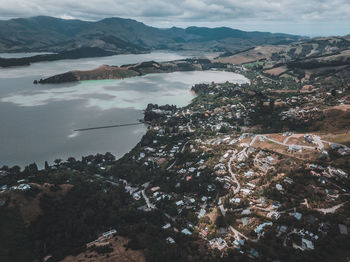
[0,52,248,168]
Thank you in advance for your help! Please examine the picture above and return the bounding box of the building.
[181,228,192,235]
[339,224,348,235]
[166,237,175,244]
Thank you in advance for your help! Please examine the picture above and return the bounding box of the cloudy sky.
[0,0,349,36]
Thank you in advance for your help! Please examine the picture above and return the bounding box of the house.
[0,199,6,207]
[0,171,9,177]
[216,238,227,250]
[301,238,314,250]
[181,228,192,235]
[339,224,348,235]
[306,215,317,225]
[338,147,350,156]
[198,208,206,218]
[102,229,117,238]
[268,211,280,220]
[18,184,31,191]
[188,167,196,173]
[266,156,275,163]
[254,222,273,234]
[241,217,250,226]
[133,192,141,200]
[320,148,328,156]
[319,177,328,184]
[219,227,227,236]
[151,186,160,192]
[210,238,227,250]
[244,171,254,178]
[304,134,313,144]
[276,184,283,191]
[230,198,241,203]
[280,225,288,233]
[188,198,196,204]
[247,183,255,188]
[272,202,281,209]
[241,188,251,195]
[334,169,348,179]
[176,200,184,206]
[162,223,171,230]
[241,209,251,215]
[288,145,302,153]
[284,177,293,184]
[166,237,175,244]
[201,229,208,237]
[294,212,302,220]
[207,185,215,192]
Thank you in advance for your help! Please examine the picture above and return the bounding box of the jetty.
[74,122,144,132]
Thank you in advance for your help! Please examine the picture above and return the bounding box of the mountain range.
[0,16,302,53]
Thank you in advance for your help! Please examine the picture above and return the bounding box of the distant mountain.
[0,47,116,67]
[0,16,302,53]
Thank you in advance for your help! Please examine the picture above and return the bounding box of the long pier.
[74,122,144,132]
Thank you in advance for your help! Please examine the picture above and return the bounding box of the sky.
[0,0,349,36]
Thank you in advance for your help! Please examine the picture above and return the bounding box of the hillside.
[216,36,350,87]
[0,16,301,53]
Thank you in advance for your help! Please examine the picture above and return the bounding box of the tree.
[23,163,38,176]
[215,215,225,228]
[331,88,337,96]
[67,157,76,165]
[45,161,50,170]
[269,99,275,112]
[54,159,62,167]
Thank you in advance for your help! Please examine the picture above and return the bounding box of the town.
[1,63,349,261]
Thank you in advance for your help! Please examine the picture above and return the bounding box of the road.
[313,135,324,150]
[315,202,347,214]
[167,160,176,170]
[250,134,315,150]
[228,149,240,194]
[142,189,156,209]
[229,226,259,243]
[283,135,293,145]
[181,141,189,153]
[249,135,258,146]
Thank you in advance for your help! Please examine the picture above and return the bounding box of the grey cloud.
[0,0,349,35]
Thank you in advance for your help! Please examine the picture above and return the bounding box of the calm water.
[0,52,248,167]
